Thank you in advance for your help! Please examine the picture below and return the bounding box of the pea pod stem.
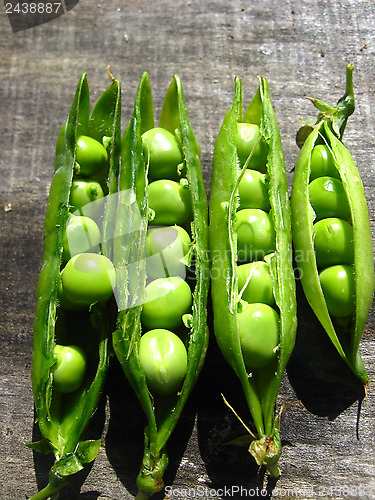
[135,493,151,500]
[28,485,60,500]
[305,63,355,140]
[106,65,115,83]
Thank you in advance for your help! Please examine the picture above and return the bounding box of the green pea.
[236,208,276,263]
[313,217,354,268]
[236,123,268,172]
[138,329,188,395]
[141,276,192,330]
[69,178,105,220]
[148,179,193,226]
[238,169,270,211]
[319,264,355,318]
[61,253,116,306]
[57,279,86,311]
[310,144,339,181]
[52,345,87,393]
[309,176,351,221]
[146,225,191,279]
[76,135,108,177]
[238,302,280,369]
[62,215,101,262]
[142,127,184,181]
[237,261,275,306]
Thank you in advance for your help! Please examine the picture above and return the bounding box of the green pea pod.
[112,73,210,498]
[209,76,297,477]
[291,64,374,385]
[28,72,121,499]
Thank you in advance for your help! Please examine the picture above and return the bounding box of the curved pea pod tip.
[296,64,356,150]
[291,64,373,387]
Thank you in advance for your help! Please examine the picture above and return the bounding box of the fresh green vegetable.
[319,264,355,318]
[112,73,209,498]
[236,208,276,263]
[236,122,268,170]
[141,276,193,330]
[237,261,275,306]
[138,329,188,395]
[148,179,193,226]
[28,70,121,500]
[238,302,280,369]
[142,127,184,180]
[57,279,85,312]
[62,214,101,261]
[209,76,297,477]
[237,169,270,211]
[147,225,191,258]
[145,225,191,279]
[310,144,339,180]
[69,177,105,220]
[312,217,354,268]
[52,345,87,394]
[291,64,374,385]
[75,135,108,177]
[308,176,351,221]
[61,253,116,306]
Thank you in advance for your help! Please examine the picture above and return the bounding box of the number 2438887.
[5,3,63,14]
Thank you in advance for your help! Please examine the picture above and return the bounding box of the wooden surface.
[1,1,375,498]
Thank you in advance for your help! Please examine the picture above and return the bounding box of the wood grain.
[0,1,374,498]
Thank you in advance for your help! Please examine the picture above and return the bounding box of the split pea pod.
[28,71,121,500]
[112,73,209,498]
[209,76,297,477]
[291,64,374,385]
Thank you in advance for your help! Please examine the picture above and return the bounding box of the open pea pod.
[291,64,374,385]
[28,72,121,499]
[209,76,297,477]
[113,73,209,498]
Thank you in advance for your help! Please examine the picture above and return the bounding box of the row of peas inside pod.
[139,127,194,396]
[209,76,297,476]
[235,122,280,371]
[28,74,123,500]
[55,132,115,394]
[111,73,209,498]
[291,64,373,386]
[308,144,354,322]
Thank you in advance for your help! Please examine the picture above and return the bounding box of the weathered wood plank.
[0,1,374,498]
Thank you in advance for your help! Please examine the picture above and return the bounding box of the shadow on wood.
[29,396,106,499]
[286,281,365,421]
[196,327,279,499]
[105,357,196,499]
